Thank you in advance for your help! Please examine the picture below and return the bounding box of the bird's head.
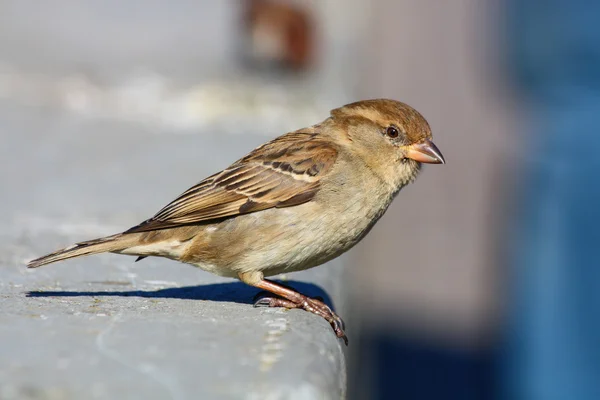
[329,99,445,188]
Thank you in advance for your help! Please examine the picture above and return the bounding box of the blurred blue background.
[2,1,599,399]
[501,1,600,399]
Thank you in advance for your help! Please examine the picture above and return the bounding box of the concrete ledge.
[0,104,348,400]
[1,257,347,400]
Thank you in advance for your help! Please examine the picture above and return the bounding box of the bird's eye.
[386,126,399,138]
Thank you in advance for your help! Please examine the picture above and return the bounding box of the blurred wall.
[347,2,519,399]
[351,0,516,348]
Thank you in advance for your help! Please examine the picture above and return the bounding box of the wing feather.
[126,129,337,233]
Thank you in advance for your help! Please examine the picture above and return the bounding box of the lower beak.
[405,139,445,164]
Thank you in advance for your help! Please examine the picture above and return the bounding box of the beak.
[405,139,445,164]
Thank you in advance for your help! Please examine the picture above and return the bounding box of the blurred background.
[2,1,599,399]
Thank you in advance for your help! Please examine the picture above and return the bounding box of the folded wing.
[126,130,337,233]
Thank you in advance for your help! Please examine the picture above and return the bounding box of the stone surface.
[0,102,348,400]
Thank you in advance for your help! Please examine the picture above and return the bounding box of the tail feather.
[27,233,130,268]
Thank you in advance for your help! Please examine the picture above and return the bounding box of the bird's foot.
[253,292,347,345]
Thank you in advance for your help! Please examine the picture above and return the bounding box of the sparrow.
[27,99,445,345]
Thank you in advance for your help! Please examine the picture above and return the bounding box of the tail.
[27,233,133,268]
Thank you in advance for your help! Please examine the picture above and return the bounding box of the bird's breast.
[182,176,398,277]
[254,180,396,275]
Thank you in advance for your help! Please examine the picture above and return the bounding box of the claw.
[306,297,346,332]
[253,297,274,308]
[252,290,273,304]
[253,295,298,309]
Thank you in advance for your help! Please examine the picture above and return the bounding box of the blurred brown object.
[242,0,314,71]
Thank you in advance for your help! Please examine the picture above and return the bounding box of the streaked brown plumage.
[128,129,337,232]
[27,99,445,345]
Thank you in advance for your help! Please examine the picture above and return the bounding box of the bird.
[27,99,445,345]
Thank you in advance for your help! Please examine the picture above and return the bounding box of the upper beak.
[405,139,445,164]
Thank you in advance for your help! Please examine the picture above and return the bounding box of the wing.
[125,129,338,233]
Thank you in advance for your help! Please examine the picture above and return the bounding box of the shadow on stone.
[26,280,336,310]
